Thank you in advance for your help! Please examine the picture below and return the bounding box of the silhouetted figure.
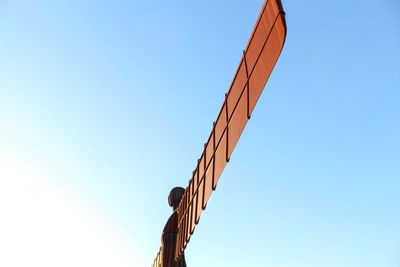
[162,187,187,267]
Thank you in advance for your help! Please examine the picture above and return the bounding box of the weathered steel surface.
[152,0,286,265]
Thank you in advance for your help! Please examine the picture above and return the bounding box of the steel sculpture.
[152,0,287,266]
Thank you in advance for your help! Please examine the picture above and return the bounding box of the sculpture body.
[161,187,187,267]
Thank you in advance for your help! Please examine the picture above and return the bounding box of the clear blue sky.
[0,1,399,266]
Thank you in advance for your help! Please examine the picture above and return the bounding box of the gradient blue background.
[0,0,399,266]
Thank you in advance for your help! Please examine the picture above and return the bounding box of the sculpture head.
[168,186,185,210]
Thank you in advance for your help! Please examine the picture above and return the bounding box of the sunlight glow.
[0,153,142,267]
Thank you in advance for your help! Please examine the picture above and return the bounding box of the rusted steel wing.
[152,0,286,265]
[152,248,162,267]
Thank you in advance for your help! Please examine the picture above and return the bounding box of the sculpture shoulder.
[163,211,178,234]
